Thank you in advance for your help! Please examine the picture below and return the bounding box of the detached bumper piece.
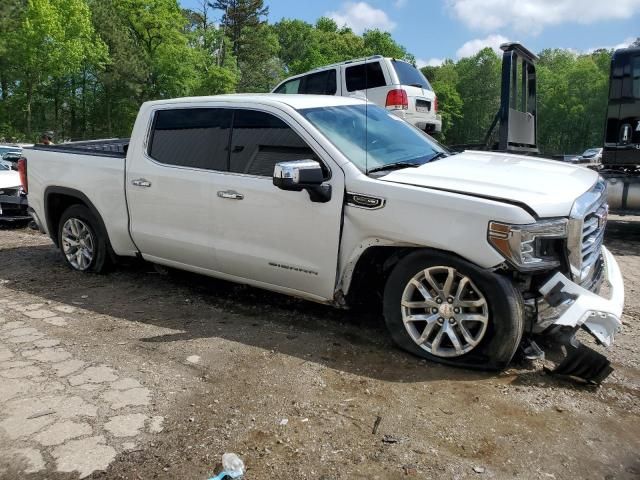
[538,246,624,384]
[550,343,613,385]
[0,192,30,221]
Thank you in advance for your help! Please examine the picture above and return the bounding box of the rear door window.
[148,108,232,170]
[300,70,337,95]
[392,60,432,90]
[229,110,319,177]
[274,78,301,94]
[345,62,386,92]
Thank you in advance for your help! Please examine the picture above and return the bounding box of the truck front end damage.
[535,246,623,383]
[523,180,624,383]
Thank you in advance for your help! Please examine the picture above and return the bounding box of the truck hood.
[0,170,21,190]
[379,150,599,218]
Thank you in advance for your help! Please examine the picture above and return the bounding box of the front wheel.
[383,250,524,370]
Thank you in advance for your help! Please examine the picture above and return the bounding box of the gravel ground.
[0,217,639,479]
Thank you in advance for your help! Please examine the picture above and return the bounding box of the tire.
[57,204,111,273]
[383,250,524,370]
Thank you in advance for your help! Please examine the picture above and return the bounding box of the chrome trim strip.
[346,192,386,210]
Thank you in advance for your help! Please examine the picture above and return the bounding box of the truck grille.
[568,179,607,286]
[581,206,607,275]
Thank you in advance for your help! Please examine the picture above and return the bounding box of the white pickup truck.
[22,94,624,381]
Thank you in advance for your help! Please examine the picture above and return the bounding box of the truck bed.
[31,138,129,158]
[24,143,138,257]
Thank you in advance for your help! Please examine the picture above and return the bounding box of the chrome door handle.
[217,190,244,200]
[132,178,152,188]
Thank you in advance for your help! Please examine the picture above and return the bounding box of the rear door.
[273,69,338,96]
[341,61,390,105]
[126,106,232,270]
[210,106,345,300]
[299,69,338,96]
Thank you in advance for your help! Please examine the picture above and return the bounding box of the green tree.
[362,29,411,61]
[185,0,239,95]
[89,0,148,136]
[537,48,610,154]
[422,60,463,141]
[209,0,268,58]
[9,0,106,137]
[236,23,281,92]
[115,0,198,100]
[449,48,501,144]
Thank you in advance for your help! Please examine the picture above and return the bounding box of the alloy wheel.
[61,218,95,271]
[401,266,489,358]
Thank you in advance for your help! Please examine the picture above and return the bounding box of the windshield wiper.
[427,151,451,162]
[367,161,421,174]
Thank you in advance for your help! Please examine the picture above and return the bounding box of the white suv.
[272,56,442,134]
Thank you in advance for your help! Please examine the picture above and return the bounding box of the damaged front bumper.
[534,246,623,383]
[539,246,623,346]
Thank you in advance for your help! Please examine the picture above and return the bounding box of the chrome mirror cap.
[273,159,323,189]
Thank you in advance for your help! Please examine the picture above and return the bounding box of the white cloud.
[585,37,636,53]
[327,2,396,34]
[416,57,445,68]
[448,0,640,35]
[456,34,510,58]
[394,0,408,7]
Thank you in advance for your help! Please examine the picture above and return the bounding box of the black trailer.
[601,47,640,214]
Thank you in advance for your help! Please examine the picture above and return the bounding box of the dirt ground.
[0,217,639,480]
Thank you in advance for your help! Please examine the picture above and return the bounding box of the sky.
[181,0,640,67]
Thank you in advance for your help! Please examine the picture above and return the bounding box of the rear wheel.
[383,250,523,370]
[58,205,110,273]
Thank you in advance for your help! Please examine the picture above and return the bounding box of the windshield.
[300,104,447,173]
[392,60,432,90]
[582,148,601,157]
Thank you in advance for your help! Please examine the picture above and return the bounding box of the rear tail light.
[385,89,408,110]
[18,157,28,194]
[434,96,438,113]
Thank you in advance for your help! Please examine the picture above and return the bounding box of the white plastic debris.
[279,418,288,426]
[222,453,245,477]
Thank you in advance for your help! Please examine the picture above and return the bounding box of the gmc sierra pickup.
[21,94,624,381]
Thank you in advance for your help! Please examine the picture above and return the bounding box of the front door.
[211,107,345,301]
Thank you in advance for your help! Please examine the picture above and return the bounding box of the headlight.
[488,219,568,271]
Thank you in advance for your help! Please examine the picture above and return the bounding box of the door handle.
[132,178,152,188]
[217,190,244,200]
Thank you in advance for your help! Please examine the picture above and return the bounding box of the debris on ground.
[372,415,382,434]
[208,453,245,480]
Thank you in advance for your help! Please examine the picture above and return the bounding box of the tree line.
[0,0,636,155]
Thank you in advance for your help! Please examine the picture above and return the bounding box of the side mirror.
[273,159,331,203]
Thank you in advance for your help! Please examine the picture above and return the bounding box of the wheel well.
[345,246,414,310]
[45,193,88,246]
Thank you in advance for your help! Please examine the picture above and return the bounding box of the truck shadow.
[0,242,533,385]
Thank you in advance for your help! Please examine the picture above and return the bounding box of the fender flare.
[44,186,111,249]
